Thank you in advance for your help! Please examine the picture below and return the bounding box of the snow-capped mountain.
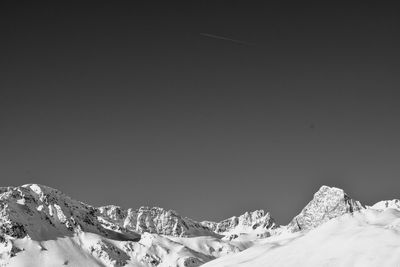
[201,210,276,239]
[1,183,399,266]
[287,185,363,232]
[0,184,140,242]
[98,205,217,238]
[0,184,267,266]
[203,187,400,267]
[203,208,400,267]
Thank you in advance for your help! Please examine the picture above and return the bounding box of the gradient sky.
[1,2,400,224]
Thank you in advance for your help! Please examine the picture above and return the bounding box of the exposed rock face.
[287,186,363,232]
[99,206,217,237]
[1,183,374,266]
[0,184,228,266]
[1,183,272,243]
[88,239,130,266]
[99,206,277,239]
[370,199,400,210]
[0,184,140,242]
[202,210,276,236]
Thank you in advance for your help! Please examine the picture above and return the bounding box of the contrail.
[200,33,254,46]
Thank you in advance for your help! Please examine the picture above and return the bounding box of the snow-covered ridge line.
[0,183,279,266]
[98,205,218,238]
[201,209,276,238]
[0,183,277,239]
[0,183,141,241]
[369,199,400,210]
[0,183,365,239]
[2,183,398,267]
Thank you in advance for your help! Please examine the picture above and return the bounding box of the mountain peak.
[98,205,217,237]
[202,209,276,238]
[317,184,339,191]
[21,183,50,194]
[2,183,397,266]
[287,185,363,232]
[0,184,139,242]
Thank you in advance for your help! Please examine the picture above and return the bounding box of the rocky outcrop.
[287,186,363,232]
[88,239,130,266]
[0,183,376,266]
[0,184,140,242]
[99,206,217,237]
[202,210,276,236]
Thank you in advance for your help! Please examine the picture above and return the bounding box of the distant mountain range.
[0,183,398,266]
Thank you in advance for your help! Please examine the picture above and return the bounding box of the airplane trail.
[200,33,254,46]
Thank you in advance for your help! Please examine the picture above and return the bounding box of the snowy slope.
[203,208,400,267]
[370,199,400,210]
[1,183,399,266]
[4,232,250,267]
[0,184,268,266]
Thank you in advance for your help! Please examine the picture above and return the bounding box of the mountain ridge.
[0,183,377,266]
[0,183,364,239]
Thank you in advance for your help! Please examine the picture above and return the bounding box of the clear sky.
[1,1,400,224]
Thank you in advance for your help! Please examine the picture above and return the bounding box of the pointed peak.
[288,185,363,232]
[315,185,345,194]
[312,185,350,201]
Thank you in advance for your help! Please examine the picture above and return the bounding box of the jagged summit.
[0,183,140,242]
[98,205,217,237]
[287,185,363,232]
[202,209,276,238]
[4,183,400,267]
[1,184,366,238]
[1,183,366,240]
[0,184,276,240]
[0,183,277,266]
